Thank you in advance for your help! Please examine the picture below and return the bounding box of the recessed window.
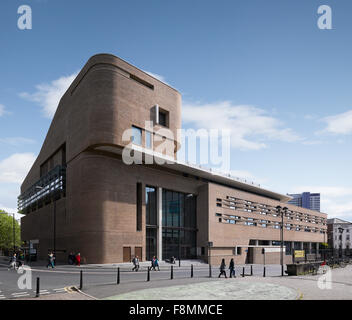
[158,109,169,127]
[131,126,142,145]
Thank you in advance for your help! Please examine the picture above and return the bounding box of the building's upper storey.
[21,54,182,192]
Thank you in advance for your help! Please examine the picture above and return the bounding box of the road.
[0,259,284,300]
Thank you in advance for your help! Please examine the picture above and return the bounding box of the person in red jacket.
[75,252,81,266]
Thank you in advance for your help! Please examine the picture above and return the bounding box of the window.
[159,110,168,127]
[136,183,142,231]
[131,126,142,145]
[236,247,242,255]
[146,131,152,148]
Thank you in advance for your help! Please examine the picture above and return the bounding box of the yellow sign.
[294,250,305,258]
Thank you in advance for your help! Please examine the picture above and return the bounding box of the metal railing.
[18,165,66,213]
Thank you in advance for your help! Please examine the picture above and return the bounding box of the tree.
[0,210,21,252]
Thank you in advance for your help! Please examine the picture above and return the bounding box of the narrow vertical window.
[131,126,142,145]
[136,183,142,231]
[146,131,152,149]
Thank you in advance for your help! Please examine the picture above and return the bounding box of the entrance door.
[123,247,131,262]
[246,247,254,264]
[135,247,142,261]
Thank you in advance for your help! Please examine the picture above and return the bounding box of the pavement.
[1,255,352,300]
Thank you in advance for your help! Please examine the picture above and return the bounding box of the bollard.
[36,277,40,298]
[281,265,284,277]
[251,265,253,276]
[242,266,245,277]
[171,266,174,280]
[179,259,181,268]
[263,266,266,277]
[209,264,212,278]
[147,267,150,282]
[117,267,120,285]
[191,264,193,278]
[79,270,83,290]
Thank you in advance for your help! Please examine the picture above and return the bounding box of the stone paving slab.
[105,280,299,300]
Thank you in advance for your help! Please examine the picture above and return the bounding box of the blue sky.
[1,0,352,220]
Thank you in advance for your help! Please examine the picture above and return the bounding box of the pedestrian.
[75,252,81,266]
[8,253,17,270]
[218,258,227,278]
[229,258,235,278]
[151,256,156,271]
[132,255,140,271]
[68,252,75,265]
[47,252,55,268]
[154,257,160,271]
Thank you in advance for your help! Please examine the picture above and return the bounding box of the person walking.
[218,258,227,278]
[8,253,17,270]
[47,252,55,269]
[154,257,160,271]
[151,256,156,271]
[75,253,81,266]
[132,255,140,271]
[229,258,235,278]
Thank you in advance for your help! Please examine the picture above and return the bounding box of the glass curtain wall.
[162,189,197,259]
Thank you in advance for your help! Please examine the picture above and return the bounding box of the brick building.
[19,54,328,264]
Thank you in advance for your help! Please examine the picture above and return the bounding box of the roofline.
[95,144,293,202]
[88,53,180,94]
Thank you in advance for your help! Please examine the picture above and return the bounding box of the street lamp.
[338,226,344,259]
[36,185,57,259]
[276,205,286,276]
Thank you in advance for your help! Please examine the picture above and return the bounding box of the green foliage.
[0,210,21,250]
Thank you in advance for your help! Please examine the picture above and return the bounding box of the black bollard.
[242,266,245,277]
[79,270,83,290]
[191,264,193,278]
[171,266,174,279]
[234,267,236,277]
[36,277,40,298]
[281,265,284,277]
[209,264,212,278]
[147,267,150,282]
[263,266,266,277]
[117,267,120,285]
[251,265,253,276]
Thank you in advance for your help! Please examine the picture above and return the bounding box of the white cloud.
[0,137,36,146]
[182,101,301,150]
[320,110,352,135]
[0,153,36,184]
[0,205,23,220]
[144,71,170,85]
[20,72,78,118]
[0,104,6,116]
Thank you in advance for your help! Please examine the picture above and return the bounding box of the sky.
[0,0,352,221]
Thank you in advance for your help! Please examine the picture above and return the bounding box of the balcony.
[18,165,66,214]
